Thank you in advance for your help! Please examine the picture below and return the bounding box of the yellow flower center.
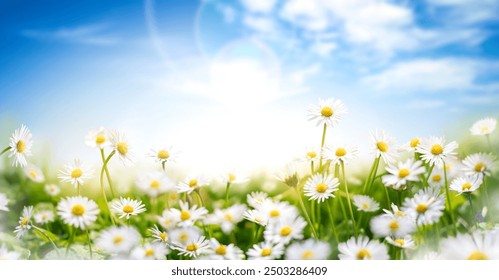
[224,213,234,222]
[123,205,134,213]
[389,220,399,230]
[362,203,369,210]
[41,214,48,220]
[180,210,191,221]
[395,210,405,217]
[179,233,188,242]
[307,151,317,159]
[117,142,128,155]
[394,239,405,247]
[29,170,38,178]
[71,168,83,179]
[481,127,489,133]
[377,141,388,152]
[228,173,236,182]
[474,162,486,173]
[320,106,333,117]
[467,251,488,260]
[280,226,292,237]
[302,250,314,259]
[16,140,26,153]
[356,249,371,260]
[430,144,443,155]
[270,210,280,217]
[186,243,199,251]
[170,193,178,201]
[432,174,442,182]
[113,236,123,244]
[145,249,155,257]
[261,248,272,257]
[188,179,198,188]
[20,217,29,226]
[159,232,168,241]
[335,148,347,157]
[416,203,428,214]
[410,138,420,148]
[315,183,328,193]
[398,168,410,178]
[150,180,160,189]
[95,135,106,145]
[157,149,170,160]
[71,204,85,216]
[215,245,227,255]
[462,182,472,191]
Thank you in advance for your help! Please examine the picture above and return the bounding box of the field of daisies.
[0,98,498,260]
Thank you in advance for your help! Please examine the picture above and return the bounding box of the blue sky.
[1,0,498,175]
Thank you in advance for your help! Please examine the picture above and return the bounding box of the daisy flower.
[382,159,426,190]
[131,242,169,260]
[274,164,299,188]
[462,153,495,178]
[247,241,285,260]
[168,201,208,227]
[111,197,147,220]
[44,184,60,196]
[428,169,444,188]
[96,226,141,254]
[204,238,245,260]
[247,191,271,208]
[402,187,445,226]
[58,159,93,189]
[24,164,44,183]
[308,98,347,127]
[221,171,248,185]
[136,171,176,198]
[385,236,415,249]
[338,236,389,260]
[149,146,178,164]
[470,117,497,136]
[370,130,398,164]
[370,211,415,238]
[259,200,298,222]
[400,137,421,152]
[177,175,210,194]
[264,215,307,245]
[449,175,483,195]
[352,195,380,212]
[206,204,247,234]
[296,147,319,163]
[57,196,100,229]
[322,144,359,166]
[0,246,21,260]
[169,227,202,246]
[109,129,133,165]
[85,127,110,149]
[285,239,331,260]
[440,231,499,260]
[157,210,180,230]
[303,173,339,203]
[416,136,458,168]
[34,210,55,224]
[148,225,169,244]
[243,209,268,226]
[0,193,9,211]
[172,235,210,258]
[8,124,33,167]
[14,206,33,239]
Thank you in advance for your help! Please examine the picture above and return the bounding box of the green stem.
[0,146,11,157]
[253,224,263,244]
[482,176,490,209]
[384,187,392,208]
[341,161,357,237]
[318,123,327,169]
[194,190,205,207]
[165,193,170,210]
[443,162,457,235]
[367,156,381,195]
[294,187,319,239]
[311,161,315,175]
[161,161,166,172]
[100,151,115,225]
[32,225,58,250]
[424,164,435,187]
[86,229,93,259]
[326,199,339,244]
[100,149,116,198]
[225,182,231,208]
[66,226,75,255]
[362,157,378,194]
[466,193,476,229]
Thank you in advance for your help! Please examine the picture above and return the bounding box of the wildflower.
[169,227,202,246]
[57,196,99,229]
[243,209,268,226]
[338,236,389,260]
[382,159,425,190]
[0,193,9,212]
[371,130,398,164]
[385,236,415,249]
[400,137,421,152]
[157,210,180,230]
[259,200,298,222]
[172,236,210,258]
[297,147,319,163]
[136,171,176,198]
[206,204,247,234]
[462,153,495,178]
[168,201,208,227]
[322,144,359,166]
[149,146,178,165]
[470,118,496,136]
[111,197,147,220]
[285,239,331,260]
[352,195,380,212]
[148,225,169,244]
[204,238,245,260]
[85,127,110,149]
[131,242,169,260]
[58,159,93,189]
[416,136,458,168]
[370,207,415,238]
[96,226,141,254]
[44,184,60,196]
[247,241,284,260]
[449,175,482,195]
[247,192,271,208]
[264,215,307,245]
[402,187,445,226]
[14,206,33,239]
[109,129,133,165]
[177,175,210,194]
[24,164,44,183]
[8,124,33,167]
[440,231,499,260]
[308,98,347,127]
[34,210,55,224]
[221,171,248,185]
[303,173,339,203]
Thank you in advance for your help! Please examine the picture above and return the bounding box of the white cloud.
[216,4,236,23]
[244,15,274,32]
[289,64,321,84]
[363,58,477,93]
[240,0,278,14]
[280,0,329,31]
[426,0,499,24]
[311,41,337,57]
[407,99,446,109]
[22,23,118,46]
